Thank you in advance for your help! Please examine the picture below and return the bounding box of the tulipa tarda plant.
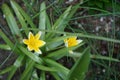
[0,1,90,80]
[0,0,120,80]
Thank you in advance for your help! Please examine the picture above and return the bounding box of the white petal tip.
[65,42,68,47]
[38,31,42,35]
[77,39,83,44]
[69,50,73,54]
[36,50,42,54]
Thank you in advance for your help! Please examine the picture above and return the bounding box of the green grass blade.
[18,46,43,64]
[0,30,20,54]
[46,6,72,39]
[91,54,120,62]
[10,0,36,28]
[40,71,46,80]
[10,0,29,35]
[68,52,120,62]
[0,44,11,50]
[7,54,25,80]
[46,36,71,50]
[36,29,120,44]
[53,6,72,30]
[20,59,35,80]
[46,36,76,44]
[7,66,17,80]
[0,30,14,48]
[0,66,13,75]
[66,47,91,80]
[44,58,69,79]
[1,4,21,38]
[46,47,68,60]
[46,36,77,50]
[46,13,52,30]
[46,42,84,60]
[50,72,61,80]
[35,63,57,71]
[39,2,46,40]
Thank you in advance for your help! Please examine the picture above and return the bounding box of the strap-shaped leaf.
[45,6,72,40]
[44,58,69,79]
[20,59,35,80]
[53,6,72,30]
[50,72,61,80]
[68,52,120,62]
[46,42,84,60]
[7,54,25,80]
[10,0,29,35]
[10,0,36,28]
[18,46,43,64]
[35,63,57,71]
[0,30,20,54]
[39,2,46,40]
[0,44,11,50]
[0,66,13,75]
[66,47,90,80]
[2,4,21,38]
[40,71,46,80]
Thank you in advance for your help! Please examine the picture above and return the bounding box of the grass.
[0,0,120,80]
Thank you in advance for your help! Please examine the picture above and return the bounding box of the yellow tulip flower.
[23,31,46,54]
[64,37,82,47]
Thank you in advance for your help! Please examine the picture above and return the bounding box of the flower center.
[68,39,77,47]
[29,39,38,47]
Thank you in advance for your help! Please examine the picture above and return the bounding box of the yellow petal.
[37,40,46,47]
[64,39,67,43]
[69,37,77,40]
[35,48,42,54]
[23,39,29,44]
[27,46,34,51]
[35,31,41,40]
[29,32,34,40]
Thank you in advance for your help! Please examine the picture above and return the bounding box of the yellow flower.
[64,36,82,47]
[23,31,46,54]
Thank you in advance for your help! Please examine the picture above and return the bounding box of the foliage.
[83,0,120,14]
[0,0,120,80]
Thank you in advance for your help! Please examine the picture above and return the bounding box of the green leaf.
[46,42,84,60]
[46,13,52,30]
[46,47,69,60]
[50,72,61,80]
[7,54,25,80]
[0,30,20,54]
[91,54,120,62]
[1,3,22,38]
[0,66,13,75]
[53,6,72,30]
[20,59,35,80]
[10,0,29,35]
[95,1,103,8]
[0,44,11,50]
[44,58,69,79]
[40,30,120,43]
[39,2,46,40]
[46,36,77,50]
[46,41,63,51]
[10,0,36,28]
[66,47,91,80]
[18,46,43,64]
[35,63,57,71]
[46,6,72,39]
[68,52,120,62]
[40,71,46,80]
